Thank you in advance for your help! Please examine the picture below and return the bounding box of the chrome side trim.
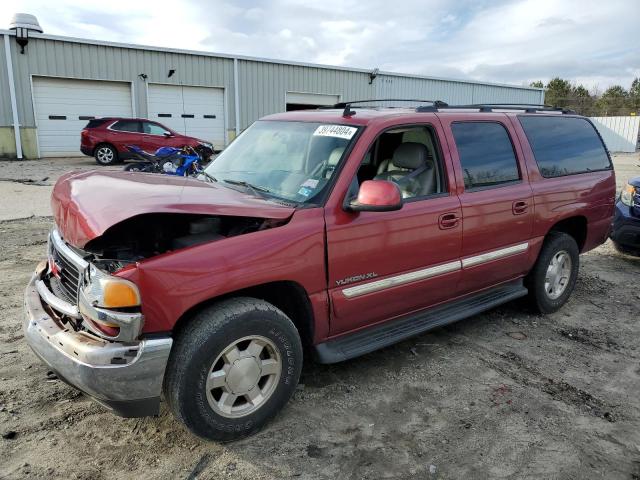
[341,242,530,299]
[342,260,461,298]
[36,279,80,318]
[51,228,89,271]
[462,242,529,268]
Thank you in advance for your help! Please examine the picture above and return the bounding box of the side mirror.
[347,180,403,212]
[163,132,173,137]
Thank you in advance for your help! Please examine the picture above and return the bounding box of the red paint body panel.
[51,170,294,247]
[508,114,616,253]
[355,180,402,207]
[438,114,534,293]
[54,108,616,345]
[324,115,463,334]
[117,208,327,336]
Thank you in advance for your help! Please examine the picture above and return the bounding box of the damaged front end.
[24,228,170,417]
[83,213,284,273]
[25,170,295,417]
[24,212,290,417]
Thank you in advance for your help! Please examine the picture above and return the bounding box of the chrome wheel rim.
[544,250,572,300]
[97,147,114,163]
[206,335,281,418]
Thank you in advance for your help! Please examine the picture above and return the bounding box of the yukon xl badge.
[336,272,378,286]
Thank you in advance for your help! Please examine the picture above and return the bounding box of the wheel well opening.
[172,281,315,348]
[549,216,587,251]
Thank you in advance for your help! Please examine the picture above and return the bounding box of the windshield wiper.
[222,178,271,196]
[200,171,218,183]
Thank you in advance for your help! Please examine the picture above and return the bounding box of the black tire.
[164,297,303,442]
[123,162,152,172]
[94,144,119,165]
[526,232,579,314]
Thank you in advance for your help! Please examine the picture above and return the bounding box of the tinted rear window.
[84,118,110,129]
[111,120,141,133]
[451,122,520,190]
[518,116,611,178]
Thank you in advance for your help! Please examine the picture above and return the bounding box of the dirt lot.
[1,154,639,479]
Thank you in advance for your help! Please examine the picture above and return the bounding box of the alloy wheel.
[544,250,572,300]
[205,335,282,418]
[97,147,114,163]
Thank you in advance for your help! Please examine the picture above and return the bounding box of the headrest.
[328,147,345,166]
[392,142,428,170]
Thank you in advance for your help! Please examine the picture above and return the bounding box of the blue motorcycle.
[123,145,205,176]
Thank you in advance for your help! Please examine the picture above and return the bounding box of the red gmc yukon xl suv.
[24,102,615,441]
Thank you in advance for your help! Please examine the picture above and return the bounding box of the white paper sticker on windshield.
[313,125,357,140]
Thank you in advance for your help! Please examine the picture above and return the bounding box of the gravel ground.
[0,154,639,479]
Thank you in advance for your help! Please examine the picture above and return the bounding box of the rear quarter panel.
[508,115,616,262]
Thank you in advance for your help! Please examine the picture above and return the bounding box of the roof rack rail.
[416,103,576,114]
[332,99,449,117]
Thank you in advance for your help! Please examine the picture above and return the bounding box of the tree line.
[529,77,640,116]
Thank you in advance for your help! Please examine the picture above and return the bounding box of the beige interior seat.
[374,142,436,198]
[376,129,440,193]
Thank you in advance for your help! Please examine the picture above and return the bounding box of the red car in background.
[80,117,215,165]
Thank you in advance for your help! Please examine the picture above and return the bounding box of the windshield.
[205,121,359,203]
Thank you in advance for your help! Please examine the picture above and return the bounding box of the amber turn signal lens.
[101,280,141,308]
[621,183,636,207]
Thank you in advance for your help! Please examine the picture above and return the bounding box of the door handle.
[512,200,528,215]
[439,212,460,229]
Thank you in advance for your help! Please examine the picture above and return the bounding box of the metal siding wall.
[470,83,544,104]
[0,34,12,126]
[6,34,544,136]
[375,74,543,106]
[590,116,640,153]
[236,60,376,130]
[10,37,235,129]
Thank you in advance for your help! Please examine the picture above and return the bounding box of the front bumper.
[611,201,640,250]
[23,261,172,417]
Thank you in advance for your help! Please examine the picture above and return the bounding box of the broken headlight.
[621,183,637,207]
[83,264,141,309]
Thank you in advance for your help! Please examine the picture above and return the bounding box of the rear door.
[439,115,533,294]
[107,120,142,153]
[140,121,176,151]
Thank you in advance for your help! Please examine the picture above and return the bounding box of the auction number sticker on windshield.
[313,125,357,140]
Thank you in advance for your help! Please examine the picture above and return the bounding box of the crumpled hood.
[52,170,295,247]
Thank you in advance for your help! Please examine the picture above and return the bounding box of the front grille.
[50,240,82,304]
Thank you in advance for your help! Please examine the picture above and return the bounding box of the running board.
[314,280,527,364]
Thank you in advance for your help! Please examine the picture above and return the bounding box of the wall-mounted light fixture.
[138,73,148,80]
[369,68,379,85]
[9,13,43,54]
[168,69,176,78]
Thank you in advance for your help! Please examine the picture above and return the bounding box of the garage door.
[286,92,340,111]
[32,77,133,157]
[147,84,225,149]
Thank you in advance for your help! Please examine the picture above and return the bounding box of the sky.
[3,0,639,92]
